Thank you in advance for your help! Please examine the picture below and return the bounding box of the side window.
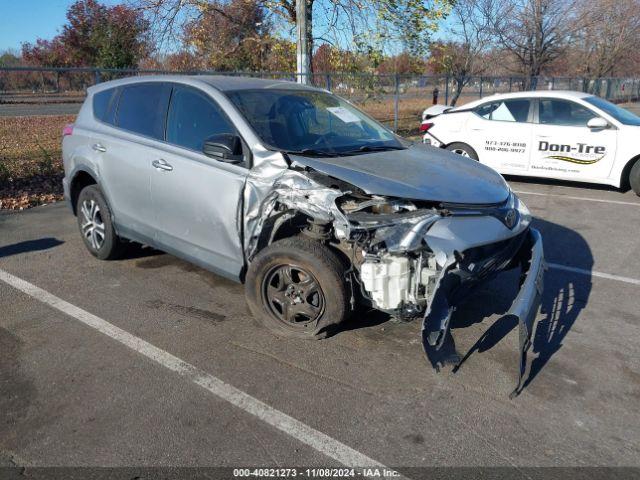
[539,99,597,126]
[93,88,118,125]
[475,99,531,122]
[475,102,499,119]
[166,86,236,152]
[116,83,172,140]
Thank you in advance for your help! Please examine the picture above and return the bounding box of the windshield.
[225,88,405,156]
[584,96,640,126]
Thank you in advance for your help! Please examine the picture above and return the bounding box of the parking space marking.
[513,190,640,207]
[549,263,640,286]
[0,268,393,473]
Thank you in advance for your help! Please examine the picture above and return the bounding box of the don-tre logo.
[538,140,605,165]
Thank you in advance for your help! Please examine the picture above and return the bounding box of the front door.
[529,98,618,181]
[466,98,534,174]
[150,84,248,280]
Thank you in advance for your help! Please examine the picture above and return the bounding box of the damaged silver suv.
[63,76,545,395]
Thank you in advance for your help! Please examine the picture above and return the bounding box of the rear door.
[529,98,618,181]
[466,98,534,173]
[97,82,172,242]
[150,84,248,279]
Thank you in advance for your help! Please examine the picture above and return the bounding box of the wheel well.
[70,171,97,215]
[620,155,640,190]
[250,211,352,272]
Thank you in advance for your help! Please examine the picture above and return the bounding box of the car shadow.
[120,242,164,260]
[524,218,593,389]
[449,217,593,393]
[331,306,391,335]
[0,238,64,259]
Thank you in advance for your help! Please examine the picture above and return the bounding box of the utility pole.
[296,0,310,84]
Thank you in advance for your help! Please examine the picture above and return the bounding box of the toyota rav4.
[62,76,545,396]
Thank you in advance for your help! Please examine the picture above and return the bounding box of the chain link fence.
[2,66,640,135]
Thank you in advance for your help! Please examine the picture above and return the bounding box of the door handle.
[152,159,173,171]
[92,143,106,152]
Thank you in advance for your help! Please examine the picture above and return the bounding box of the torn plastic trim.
[421,227,545,397]
[421,256,461,371]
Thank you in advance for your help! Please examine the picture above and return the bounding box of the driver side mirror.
[587,117,609,130]
[203,134,243,163]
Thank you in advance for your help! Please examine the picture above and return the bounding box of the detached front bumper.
[422,227,545,397]
[508,227,545,397]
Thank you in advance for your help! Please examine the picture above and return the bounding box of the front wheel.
[446,142,479,160]
[245,237,349,339]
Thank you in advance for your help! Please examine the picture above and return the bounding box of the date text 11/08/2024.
[232,468,401,477]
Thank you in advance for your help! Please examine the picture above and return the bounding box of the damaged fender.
[242,153,350,261]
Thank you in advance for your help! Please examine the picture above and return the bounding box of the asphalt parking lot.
[1,176,640,474]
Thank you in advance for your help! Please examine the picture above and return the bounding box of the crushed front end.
[339,190,545,396]
[243,153,545,397]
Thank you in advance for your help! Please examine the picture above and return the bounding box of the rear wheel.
[245,237,349,339]
[446,142,479,160]
[630,159,640,196]
[76,185,124,260]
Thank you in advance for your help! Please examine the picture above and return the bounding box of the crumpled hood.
[288,143,510,205]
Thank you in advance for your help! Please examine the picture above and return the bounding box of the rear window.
[475,99,531,122]
[116,83,172,140]
[93,88,117,124]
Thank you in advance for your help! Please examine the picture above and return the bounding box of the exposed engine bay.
[243,152,545,397]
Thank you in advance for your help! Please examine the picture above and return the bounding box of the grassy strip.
[0,115,74,210]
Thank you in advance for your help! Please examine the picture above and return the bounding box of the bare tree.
[485,0,582,88]
[571,0,640,81]
[431,0,493,105]
[131,0,452,72]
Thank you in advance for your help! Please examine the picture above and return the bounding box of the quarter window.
[539,99,596,126]
[93,88,118,125]
[166,86,236,152]
[116,83,172,140]
[475,99,531,122]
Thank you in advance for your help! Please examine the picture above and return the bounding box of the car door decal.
[538,140,606,165]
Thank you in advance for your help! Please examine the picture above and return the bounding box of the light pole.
[296,0,310,84]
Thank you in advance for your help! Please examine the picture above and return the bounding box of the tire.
[446,142,479,160]
[630,159,640,196]
[245,237,349,339]
[76,185,124,260]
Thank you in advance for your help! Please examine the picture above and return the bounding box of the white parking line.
[548,263,640,286]
[513,190,640,207]
[0,268,392,473]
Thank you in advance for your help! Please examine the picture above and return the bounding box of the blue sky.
[0,0,120,52]
[0,0,453,55]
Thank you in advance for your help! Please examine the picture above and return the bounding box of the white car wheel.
[445,143,479,161]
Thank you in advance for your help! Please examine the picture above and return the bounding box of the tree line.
[1,0,639,102]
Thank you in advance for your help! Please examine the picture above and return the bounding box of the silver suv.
[63,76,544,395]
